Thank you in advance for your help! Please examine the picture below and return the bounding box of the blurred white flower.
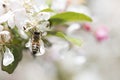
[32,0,48,12]
[3,47,14,66]
[74,56,86,65]
[67,5,91,17]
[51,0,67,11]
[66,23,81,35]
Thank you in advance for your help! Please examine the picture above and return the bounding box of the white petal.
[8,14,15,29]
[0,25,4,32]
[37,21,50,32]
[42,32,47,36]
[25,39,31,48]
[3,47,14,66]
[38,12,50,21]
[33,0,48,12]
[18,30,28,39]
[67,23,81,34]
[8,0,24,11]
[25,39,32,52]
[0,11,12,24]
[35,40,45,56]
[74,56,86,65]
[51,0,67,11]
[0,1,6,16]
[14,8,28,29]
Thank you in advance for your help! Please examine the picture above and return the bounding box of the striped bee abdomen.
[31,31,41,56]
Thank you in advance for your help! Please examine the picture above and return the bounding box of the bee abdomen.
[32,44,40,56]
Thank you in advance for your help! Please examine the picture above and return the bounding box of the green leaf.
[1,45,23,74]
[41,8,54,12]
[48,31,82,46]
[49,12,92,25]
[1,27,26,74]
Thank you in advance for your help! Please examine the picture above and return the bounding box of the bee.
[31,29,45,57]
[25,28,45,57]
[31,31,41,56]
[24,20,50,56]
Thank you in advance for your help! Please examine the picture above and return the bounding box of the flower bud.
[0,31,11,43]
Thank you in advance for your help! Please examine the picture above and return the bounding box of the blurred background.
[0,0,120,80]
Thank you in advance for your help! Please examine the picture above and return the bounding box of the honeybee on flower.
[24,19,51,57]
[0,0,50,66]
[24,9,51,57]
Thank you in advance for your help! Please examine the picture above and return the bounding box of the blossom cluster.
[0,0,51,66]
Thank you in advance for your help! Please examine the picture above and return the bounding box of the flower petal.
[37,21,50,32]
[3,47,14,66]
[0,11,12,24]
[0,1,6,16]
[35,40,45,56]
[38,12,51,21]
[25,39,32,52]
[18,30,28,39]
[14,8,28,30]
[8,13,15,29]
[0,25,4,32]
[25,39,31,47]
[67,23,81,34]
[8,0,24,11]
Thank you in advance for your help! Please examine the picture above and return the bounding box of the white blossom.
[0,11,12,24]
[0,0,28,29]
[3,47,14,66]
[66,23,81,35]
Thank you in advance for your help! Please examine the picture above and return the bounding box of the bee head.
[34,32,40,35]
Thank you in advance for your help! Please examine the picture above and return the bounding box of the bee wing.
[35,40,45,56]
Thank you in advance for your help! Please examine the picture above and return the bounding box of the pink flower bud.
[83,23,91,31]
[95,26,109,42]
